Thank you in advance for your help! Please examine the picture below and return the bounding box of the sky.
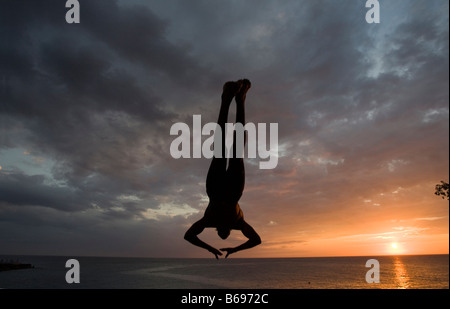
[0,0,448,258]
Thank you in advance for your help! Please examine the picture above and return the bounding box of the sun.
[388,242,408,255]
[388,242,400,255]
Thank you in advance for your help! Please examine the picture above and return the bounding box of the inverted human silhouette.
[184,79,261,259]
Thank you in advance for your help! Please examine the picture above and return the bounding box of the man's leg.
[227,79,251,202]
[206,81,242,199]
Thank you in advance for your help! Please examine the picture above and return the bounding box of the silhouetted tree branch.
[435,181,449,200]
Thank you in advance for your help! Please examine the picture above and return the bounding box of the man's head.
[217,226,231,240]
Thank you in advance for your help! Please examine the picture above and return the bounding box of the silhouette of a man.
[184,79,261,259]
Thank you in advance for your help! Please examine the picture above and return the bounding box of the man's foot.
[222,81,243,101]
[237,79,251,94]
[235,79,251,103]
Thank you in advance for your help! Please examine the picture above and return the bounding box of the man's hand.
[209,247,223,259]
[185,218,224,259]
[220,247,237,258]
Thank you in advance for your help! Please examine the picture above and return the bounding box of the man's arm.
[184,218,223,259]
[220,221,261,258]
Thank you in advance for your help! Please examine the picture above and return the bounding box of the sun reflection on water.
[394,256,410,289]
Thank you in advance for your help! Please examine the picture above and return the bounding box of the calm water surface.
[0,255,448,289]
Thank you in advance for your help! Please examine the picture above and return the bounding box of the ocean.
[0,255,448,289]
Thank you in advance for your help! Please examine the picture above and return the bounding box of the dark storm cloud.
[0,172,83,211]
[82,1,217,86]
[0,0,216,215]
